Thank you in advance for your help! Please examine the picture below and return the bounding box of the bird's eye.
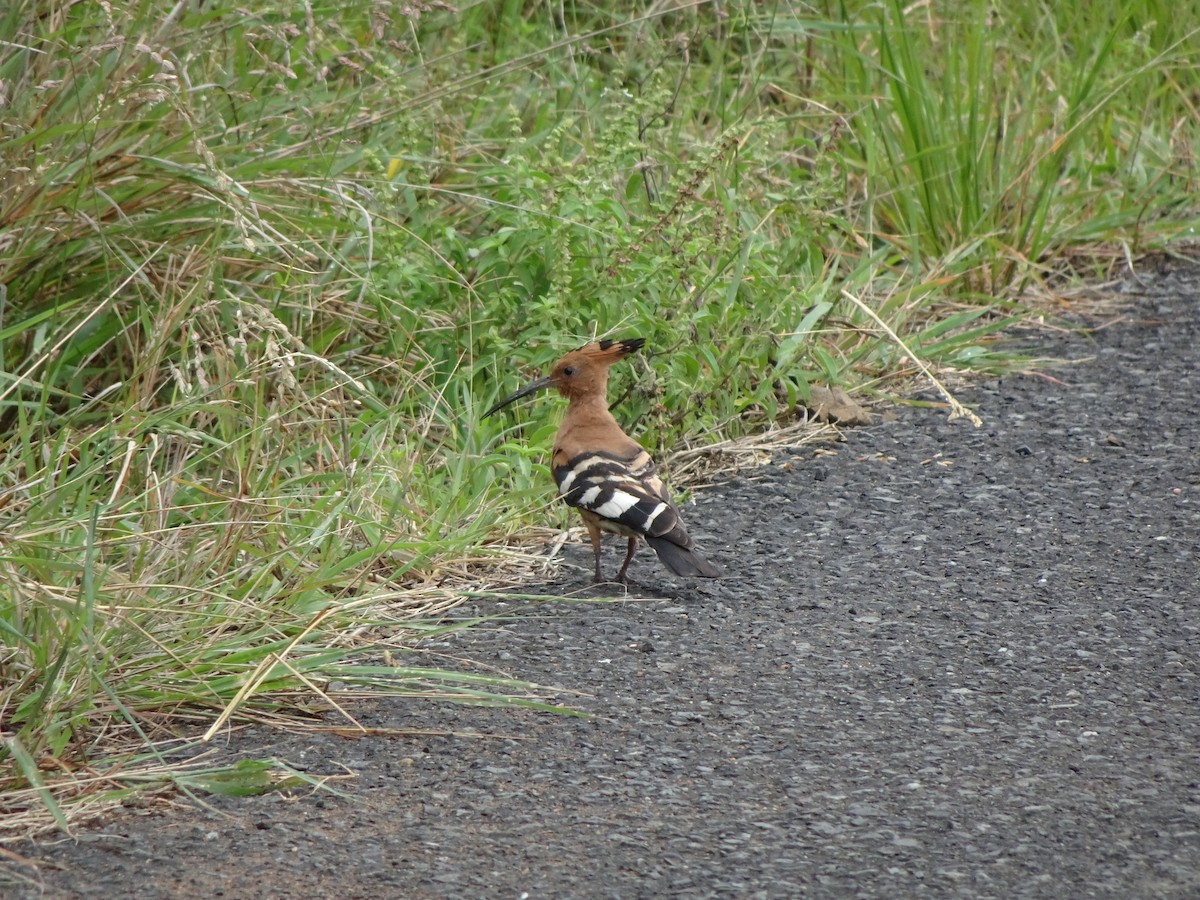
[562,365,576,377]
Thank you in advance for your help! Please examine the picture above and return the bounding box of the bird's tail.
[646,537,720,578]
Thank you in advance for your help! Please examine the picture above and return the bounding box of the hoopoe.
[485,337,720,584]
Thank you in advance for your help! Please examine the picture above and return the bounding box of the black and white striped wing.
[552,450,683,541]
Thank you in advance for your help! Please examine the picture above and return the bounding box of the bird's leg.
[585,519,605,583]
[615,536,638,584]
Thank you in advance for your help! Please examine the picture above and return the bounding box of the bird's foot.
[592,574,630,587]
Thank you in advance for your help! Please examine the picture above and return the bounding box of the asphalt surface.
[12,263,1200,898]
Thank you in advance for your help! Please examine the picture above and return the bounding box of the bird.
[484,337,720,584]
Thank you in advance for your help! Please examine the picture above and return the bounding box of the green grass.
[2,0,1198,837]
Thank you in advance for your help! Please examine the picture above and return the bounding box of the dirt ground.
[8,261,1200,898]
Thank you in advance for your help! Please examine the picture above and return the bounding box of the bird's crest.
[547,337,644,400]
[553,337,645,376]
[579,337,645,362]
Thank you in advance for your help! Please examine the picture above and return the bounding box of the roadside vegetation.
[1,0,1196,837]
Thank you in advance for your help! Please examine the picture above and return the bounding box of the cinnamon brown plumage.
[485,338,720,584]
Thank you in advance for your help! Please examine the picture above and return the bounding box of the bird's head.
[484,337,645,416]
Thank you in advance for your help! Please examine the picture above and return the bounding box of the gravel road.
[11,263,1200,899]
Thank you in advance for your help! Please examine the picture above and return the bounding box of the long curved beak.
[483,375,553,418]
